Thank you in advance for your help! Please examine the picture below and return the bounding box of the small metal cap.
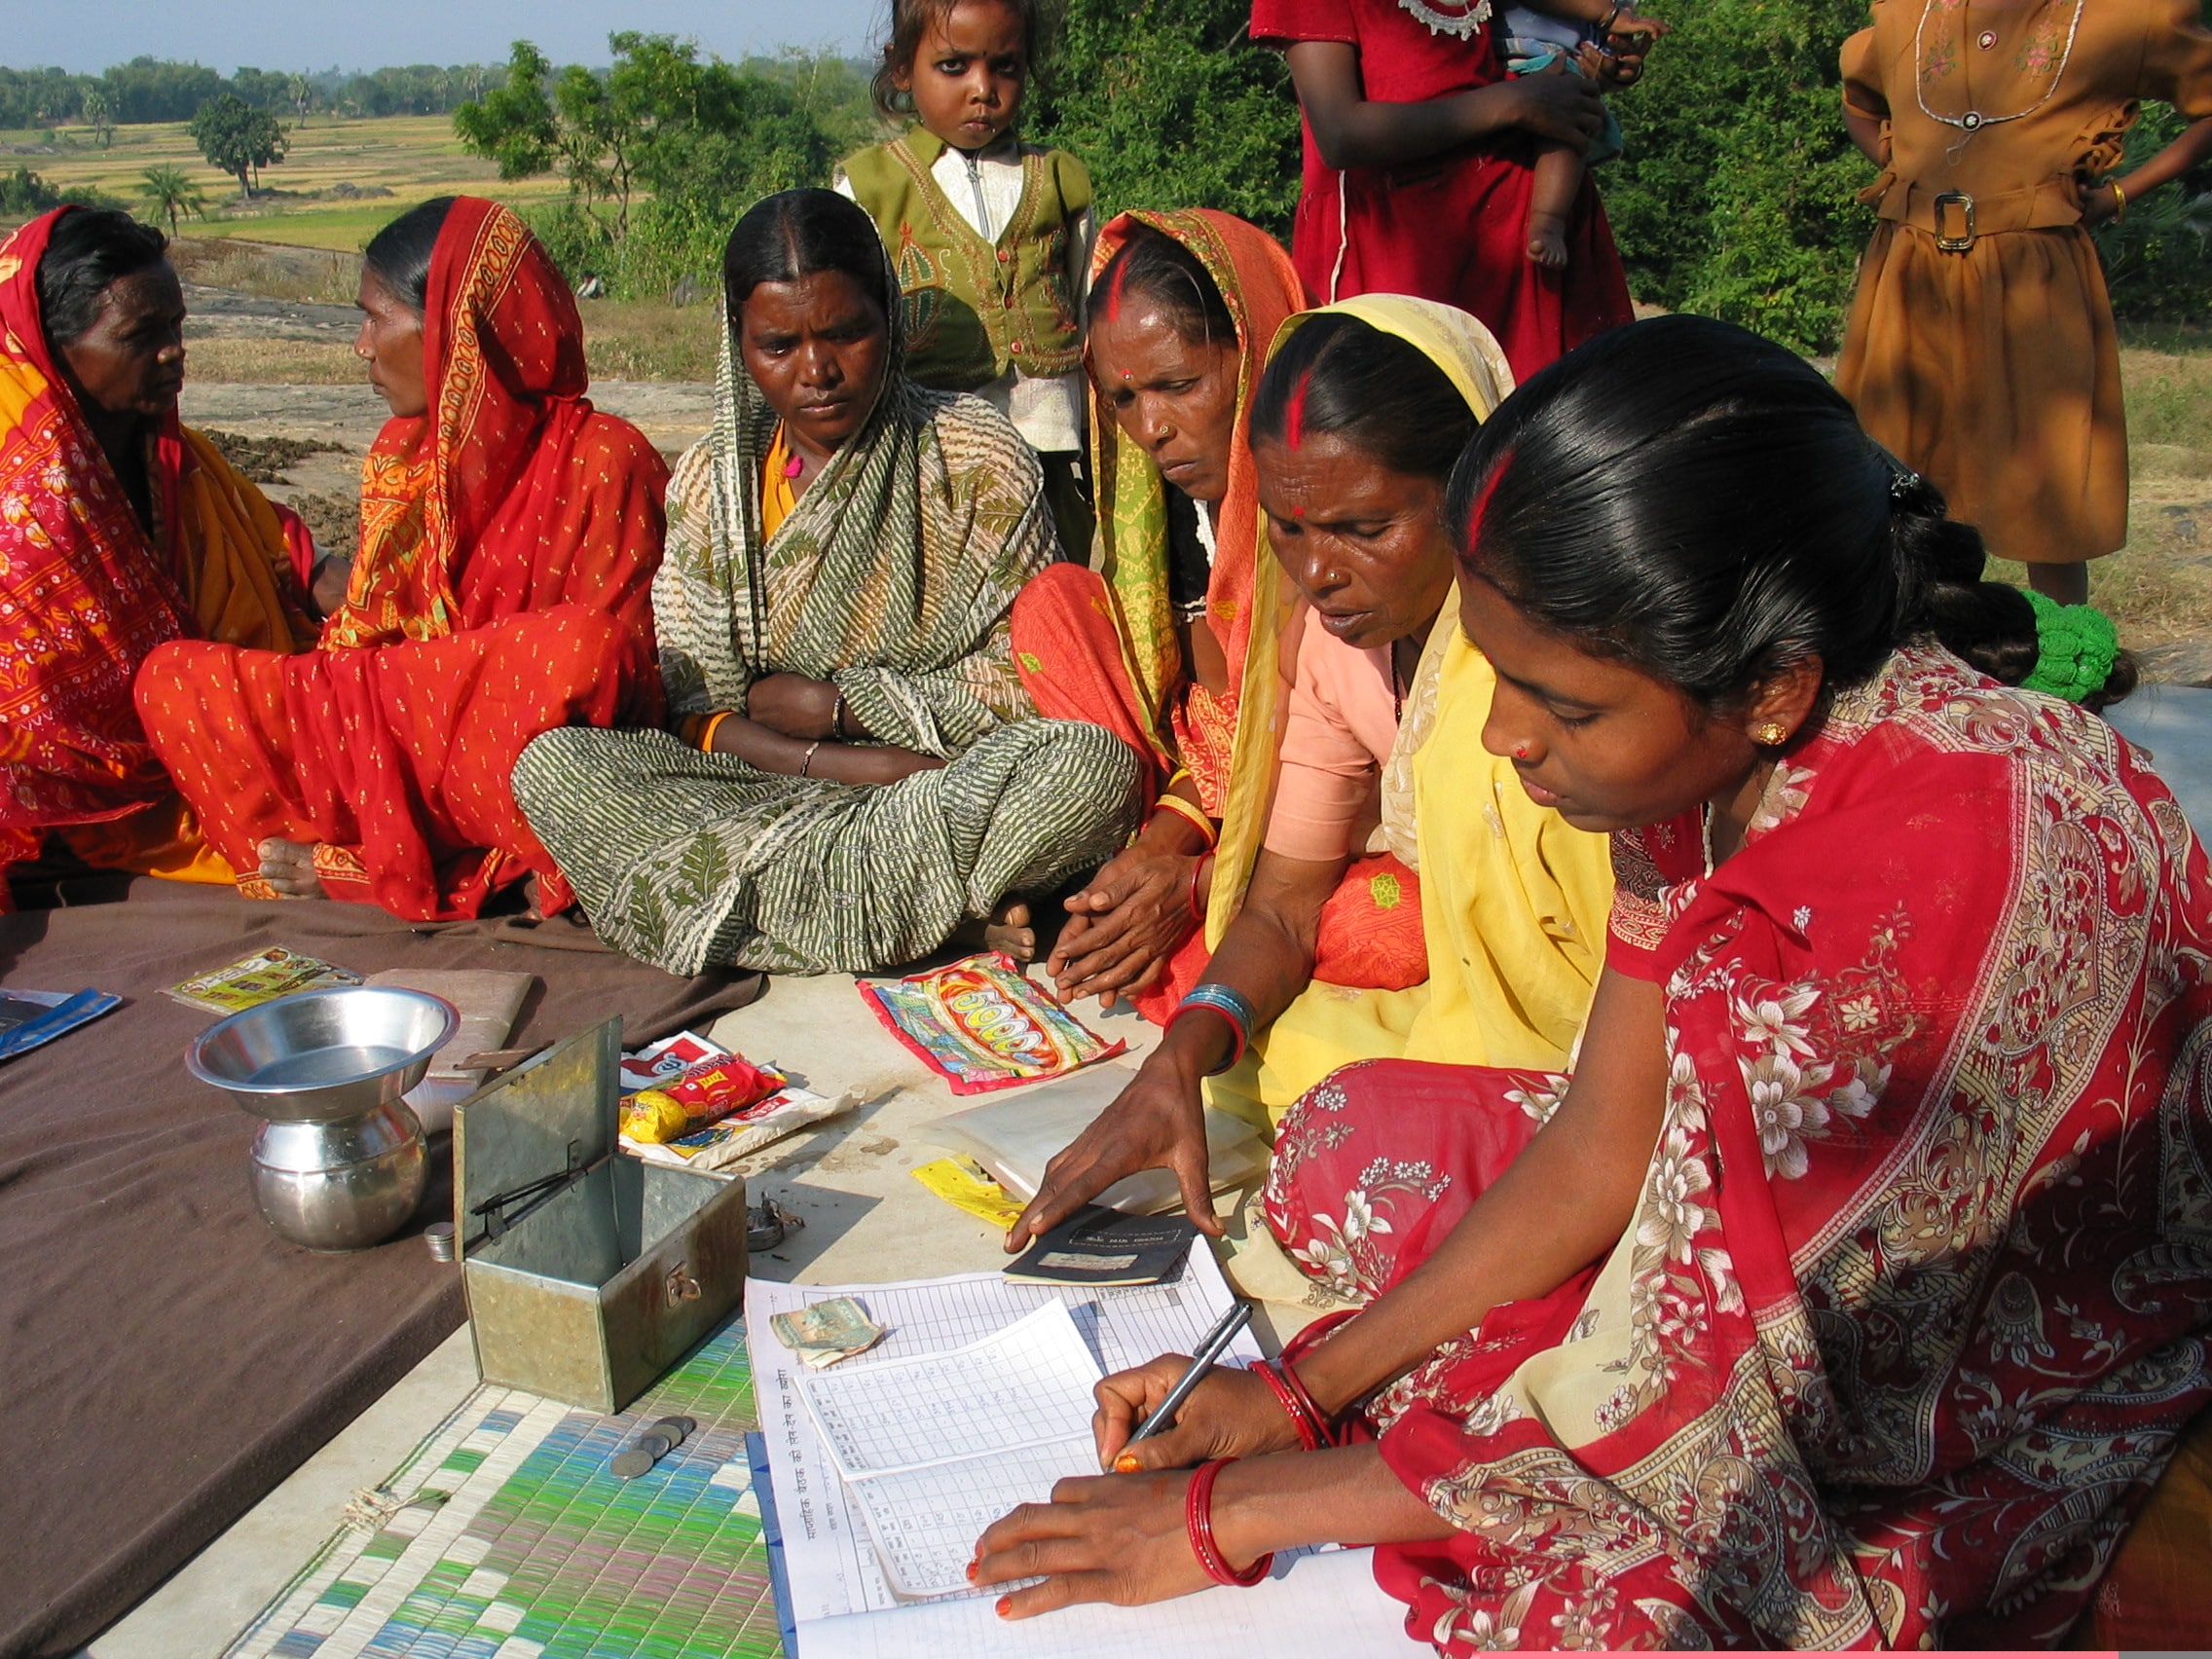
[651,1415,697,1446]
[610,1447,657,1479]
[424,1222,457,1263]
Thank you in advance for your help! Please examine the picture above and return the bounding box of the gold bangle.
[2110,179,2127,222]
[698,710,734,754]
[1150,791,1219,849]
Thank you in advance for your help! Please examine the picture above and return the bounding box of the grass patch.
[185,339,362,384]
[2123,350,2212,452]
[579,301,720,382]
[185,303,719,385]
[4,115,565,252]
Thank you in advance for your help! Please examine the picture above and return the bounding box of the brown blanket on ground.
[0,881,760,1659]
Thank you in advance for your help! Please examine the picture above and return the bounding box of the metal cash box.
[453,1018,749,1414]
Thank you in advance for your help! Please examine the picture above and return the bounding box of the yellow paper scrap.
[910,1157,1026,1230]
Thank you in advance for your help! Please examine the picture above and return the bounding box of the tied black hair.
[1248,312,1476,483]
[362,197,456,313]
[1450,314,2129,712]
[721,189,892,324]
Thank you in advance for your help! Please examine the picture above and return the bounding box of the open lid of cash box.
[453,1017,620,1263]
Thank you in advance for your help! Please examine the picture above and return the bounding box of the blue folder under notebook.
[748,1430,802,1656]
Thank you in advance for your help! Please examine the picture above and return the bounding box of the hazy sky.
[6,0,885,74]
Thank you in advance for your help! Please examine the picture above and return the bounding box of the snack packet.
[859,952,1124,1094]
[618,1053,786,1143]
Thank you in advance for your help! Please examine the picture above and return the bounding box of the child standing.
[1835,0,2212,606]
[838,0,1097,558]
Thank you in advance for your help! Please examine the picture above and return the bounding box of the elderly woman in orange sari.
[136,197,668,921]
[1013,211,1435,1016]
[0,207,317,905]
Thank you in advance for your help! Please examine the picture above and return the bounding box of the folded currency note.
[769,1295,885,1369]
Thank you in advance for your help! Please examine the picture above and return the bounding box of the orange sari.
[1010,208,1305,819]
[0,207,314,901]
[136,198,667,921]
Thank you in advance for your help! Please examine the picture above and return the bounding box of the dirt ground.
[176,278,2212,685]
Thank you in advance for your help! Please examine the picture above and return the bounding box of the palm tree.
[140,166,207,239]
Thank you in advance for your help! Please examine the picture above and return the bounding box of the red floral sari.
[0,207,313,892]
[1266,647,2212,1646]
[135,198,667,921]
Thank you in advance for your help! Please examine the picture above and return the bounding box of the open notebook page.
[748,1241,1266,1620]
[790,1545,1414,1659]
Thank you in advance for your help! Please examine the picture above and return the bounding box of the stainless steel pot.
[186,987,457,1252]
[248,1101,428,1251]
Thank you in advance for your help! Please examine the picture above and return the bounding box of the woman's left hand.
[746,673,839,739]
[2081,179,2123,227]
[972,1469,1214,1618]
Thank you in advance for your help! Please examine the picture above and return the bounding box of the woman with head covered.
[136,196,668,920]
[514,189,1136,975]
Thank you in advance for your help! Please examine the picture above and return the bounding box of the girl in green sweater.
[836,0,1097,558]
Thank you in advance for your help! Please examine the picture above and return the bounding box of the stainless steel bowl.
[186,987,458,1123]
[248,1101,428,1251]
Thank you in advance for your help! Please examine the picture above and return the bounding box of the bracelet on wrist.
[1273,1357,1340,1448]
[799,739,823,777]
[1256,1362,1325,1451]
[1149,791,1219,849]
[2110,179,2128,222]
[1186,1457,1272,1587]
[830,688,851,739]
[697,710,734,754]
[1186,853,1212,924]
[1170,982,1256,1074]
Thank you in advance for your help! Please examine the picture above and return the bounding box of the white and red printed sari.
[1264,645,2212,1647]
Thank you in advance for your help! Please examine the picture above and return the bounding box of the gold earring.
[1755,721,1789,747]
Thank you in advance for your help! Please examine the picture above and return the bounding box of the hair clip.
[1888,467,1923,502]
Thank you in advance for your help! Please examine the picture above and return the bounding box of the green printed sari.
[514,240,1138,976]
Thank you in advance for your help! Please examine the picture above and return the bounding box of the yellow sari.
[1203,295,1616,1126]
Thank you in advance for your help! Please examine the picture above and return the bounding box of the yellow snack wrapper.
[910,1157,1027,1231]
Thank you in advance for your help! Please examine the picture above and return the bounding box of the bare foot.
[985,899,1037,962]
[257,837,326,899]
[1527,213,1569,269]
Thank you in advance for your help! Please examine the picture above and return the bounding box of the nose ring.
[1512,742,1532,760]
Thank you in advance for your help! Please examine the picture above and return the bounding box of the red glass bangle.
[1255,1361,1323,1451]
[1186,854,1208,922]
[1186,1457,1272,1587]
[1275,1356,1339,1448]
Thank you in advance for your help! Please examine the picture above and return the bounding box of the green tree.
[140,165,207,237]
[189,92,288,197]
[456,34,841,298]
[1026,0,1302,236]
[1601,0,1874,352]
[453,42,560,179]
[102,57,226,124]
[81,87,112,148]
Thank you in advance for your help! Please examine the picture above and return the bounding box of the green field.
[3,114,566,251]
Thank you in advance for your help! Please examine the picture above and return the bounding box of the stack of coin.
[610,1414,698,1479]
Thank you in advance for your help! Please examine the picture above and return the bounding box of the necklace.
[1912,0,2085,143]
[1396,0,1493,39]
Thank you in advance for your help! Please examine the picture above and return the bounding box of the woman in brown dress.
[1835,0,2212,603]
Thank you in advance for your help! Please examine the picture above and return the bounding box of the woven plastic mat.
[224,1319,782,1659]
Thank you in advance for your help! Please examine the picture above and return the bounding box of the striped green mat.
[224,1318,783,1659]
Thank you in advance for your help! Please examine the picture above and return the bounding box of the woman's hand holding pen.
[1092,1356,1301,1472]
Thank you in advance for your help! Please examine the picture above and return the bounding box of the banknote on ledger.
[769,1295,886,1369]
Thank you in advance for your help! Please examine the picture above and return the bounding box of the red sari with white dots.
[136,198,666,920]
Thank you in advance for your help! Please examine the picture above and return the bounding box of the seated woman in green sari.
[515,190,1139,975]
